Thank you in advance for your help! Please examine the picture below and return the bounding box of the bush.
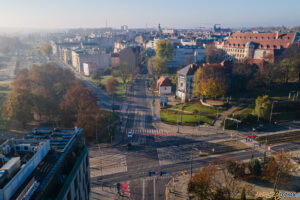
[241,188,246,200]
[249,158,262,177]
[226,159,245,178]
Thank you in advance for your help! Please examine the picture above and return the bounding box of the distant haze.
[0,0,299,31]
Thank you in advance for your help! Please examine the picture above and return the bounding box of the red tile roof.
[224,32,296,50]
[157,77,172,87]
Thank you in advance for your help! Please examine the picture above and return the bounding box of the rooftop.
[0,127,83,200]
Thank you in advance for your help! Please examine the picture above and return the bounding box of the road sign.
[153,116,157,120]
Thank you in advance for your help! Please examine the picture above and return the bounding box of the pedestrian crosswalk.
[126,129,176,136]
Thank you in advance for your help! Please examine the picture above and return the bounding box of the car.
[128,131,133,138]
[149,171,156,176]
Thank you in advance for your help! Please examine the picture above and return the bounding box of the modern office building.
[0,127,89,200]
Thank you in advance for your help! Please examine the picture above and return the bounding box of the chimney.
[276,31,279,39]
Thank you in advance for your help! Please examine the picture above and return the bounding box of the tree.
[155,40,174,61]
[240,188,246,200]
[206,45,226,64]
[231,61,255,92]
[2,89,34,127]
[263,150,294,194]
[193,65,228,98]
[118,64,132,87]
[147,56,167,80]
[253,95,271,120]
[248,158,262,177]
[40,44,52,57]
[277,43,300,84]
[60,87,109,141]
[106,77,118,97]
[188,164,216,199]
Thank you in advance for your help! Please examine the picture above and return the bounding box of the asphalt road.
[91,74,300,200]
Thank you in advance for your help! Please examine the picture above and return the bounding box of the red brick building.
[220,31,299,63]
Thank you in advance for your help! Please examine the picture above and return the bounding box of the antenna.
[106,19,108,28]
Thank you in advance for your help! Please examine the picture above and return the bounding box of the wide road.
[124,75,167,200]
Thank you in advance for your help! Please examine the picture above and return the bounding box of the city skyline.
[0,0,299,30]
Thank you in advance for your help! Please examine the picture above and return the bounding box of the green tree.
[249,158,262,177]
[155,40,174,61]
[253,95,271,120]
[193,65,228,98]
[117,64,132,87]
[206,45,226,64]
[147,56,167,80]
[2,89,34,127]
[40,44,52,57]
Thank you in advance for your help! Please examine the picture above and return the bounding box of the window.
[261,45,264,48]
[273,45,277,49]
[261,37,264,39]
[255,37,258,39]
[287,37,290,40]
[180,82,183,87]
[267,37,270,40]
[24,146,28,150]
[267,45,270,48]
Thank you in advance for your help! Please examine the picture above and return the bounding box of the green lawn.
[89,75,126,98]
[0,81,11,94]
[160,109,215,126]
[171,102,225,114]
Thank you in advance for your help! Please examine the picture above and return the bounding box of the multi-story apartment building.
[0,128,89,200]
[72,49,110,72]
[220,31,299,62]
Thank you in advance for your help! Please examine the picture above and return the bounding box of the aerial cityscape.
[0,0,299,200]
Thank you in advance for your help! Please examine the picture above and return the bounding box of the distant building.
[72,49,110,72]
[180,39,197,46]
[167,47,206,68]
[119,46,141,70]
[221,32,299,63]
[144,38,160,50]
[83,62,97,76]
[162,29,177,35]
[110,53,120,68]
[121,25,128,31]
[113,40,129,53]
[176,63,200,102]
[157,77,172,95]
[0,128,90,200]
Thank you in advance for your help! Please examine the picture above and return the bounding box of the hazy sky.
[0,0,299,30]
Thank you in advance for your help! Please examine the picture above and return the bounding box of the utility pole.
[190,154,193,177]
[269,101,277,123]
[257,103,261,123]
[177,110,180,133]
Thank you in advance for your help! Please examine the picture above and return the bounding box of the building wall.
[61,148,90,200]
[176,75,194,102]
[167,48,205,68]
[159,86,171,95]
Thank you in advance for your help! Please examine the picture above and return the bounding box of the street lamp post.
[269,101,278,123]
[177,110,180,133]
